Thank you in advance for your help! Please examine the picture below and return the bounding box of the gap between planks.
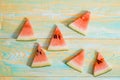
[0,38,120,40]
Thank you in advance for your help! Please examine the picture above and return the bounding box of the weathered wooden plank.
[0,0,120,38]
[0,39,120,77]
[0,21,120,39]
[0,77,120,80]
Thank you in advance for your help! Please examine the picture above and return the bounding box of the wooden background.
[0,0,120,80]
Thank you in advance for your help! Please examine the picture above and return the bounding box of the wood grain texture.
[0,0,120,80]
[0,77,120,80]
[0,0,120,39]
[0,39,120,77]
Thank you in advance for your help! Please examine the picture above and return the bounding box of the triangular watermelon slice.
[48,26,68,51]
[31,44,50,68]
[69,11,90,35]
[66,49,85,72]
[17,18,37,41]
[93,52,112,76]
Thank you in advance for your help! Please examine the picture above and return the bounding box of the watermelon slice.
[66,49,85,72]
[93,52,112,76]
[17,18,37,41]
[31,44,50,68]
[69,11,90,35]
[48,26,68,51]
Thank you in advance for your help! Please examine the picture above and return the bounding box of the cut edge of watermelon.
[66,60,83,72]
[94,66,112,77]
[69,23,86,36]
[48,45,68,51]
[31,61,51,68]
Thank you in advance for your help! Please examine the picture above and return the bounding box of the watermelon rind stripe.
[66,61,82,72]
[69,23,86,36]
[31,61,51,68]
[16,37,37,41]
[94,67,112,77]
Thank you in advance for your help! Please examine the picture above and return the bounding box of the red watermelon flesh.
[93,52,112,76]
[31,44,50,68]
[66,49,85,72]
[69,11,90,35]
[48,26,68,51]
[17,18,37,41]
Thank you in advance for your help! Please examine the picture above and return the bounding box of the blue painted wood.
[0,39,120,77]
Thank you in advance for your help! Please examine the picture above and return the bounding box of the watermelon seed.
[39,51,42,55]
[36,49,42,55]
[54,34,57,39]
[97,60,102,64]
[97,59,104,64]
[58,35,61,40]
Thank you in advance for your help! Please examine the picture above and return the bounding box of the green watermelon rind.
[31,64,51,68]
[69,23,86,36]
[94,67,112,77]
[31,62,51,68]
[66,61,82,72]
